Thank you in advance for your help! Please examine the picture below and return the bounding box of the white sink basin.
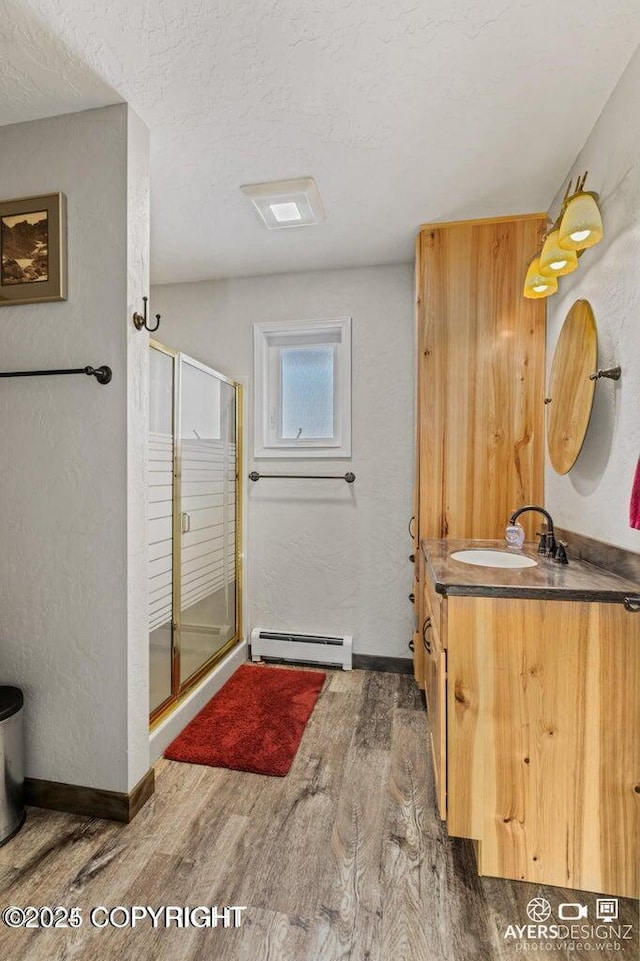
[450,549,537,569]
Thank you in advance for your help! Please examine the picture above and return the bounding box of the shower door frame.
[149,339,243,728]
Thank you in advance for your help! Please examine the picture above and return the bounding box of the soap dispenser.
[504,521,525,549]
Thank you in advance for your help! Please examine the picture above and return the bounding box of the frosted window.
[281,346,334,439]
[253,317,351,458]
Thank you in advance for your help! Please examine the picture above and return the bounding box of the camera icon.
[558,903,588,921]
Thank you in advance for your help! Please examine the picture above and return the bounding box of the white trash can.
[0,687,25,845]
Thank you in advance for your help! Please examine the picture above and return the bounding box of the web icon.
[596,899,619,922]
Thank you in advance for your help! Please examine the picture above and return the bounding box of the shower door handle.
[181,512,191,534]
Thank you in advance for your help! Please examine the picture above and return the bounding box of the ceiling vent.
[240,177,326,229]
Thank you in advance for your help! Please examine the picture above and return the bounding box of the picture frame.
[0,192,67,306]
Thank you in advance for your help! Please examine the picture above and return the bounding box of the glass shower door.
[177,355,239,688]
[148,344,175,715]
[149,345,241,725]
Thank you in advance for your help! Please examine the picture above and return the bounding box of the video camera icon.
[558,903,588,921]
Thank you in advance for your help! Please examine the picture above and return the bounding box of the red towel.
[631,458,640,530]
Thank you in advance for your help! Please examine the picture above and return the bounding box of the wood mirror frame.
[546,299,598,475]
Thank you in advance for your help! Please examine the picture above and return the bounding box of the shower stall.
[148,341,242,724]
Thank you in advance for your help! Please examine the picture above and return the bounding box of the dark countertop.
[422,538,640,603]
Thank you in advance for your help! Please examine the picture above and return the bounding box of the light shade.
[538,229,578,277]
[240,177,326,229]
[523,257,558,299]
[558,191,603,250]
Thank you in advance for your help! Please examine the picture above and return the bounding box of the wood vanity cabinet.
[421,574,447,820]
[411,213,639,899]
[411,542,424,689]
[411,213,546,684]
[424,576,640,899]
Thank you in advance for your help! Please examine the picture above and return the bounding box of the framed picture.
[0,193,66,306]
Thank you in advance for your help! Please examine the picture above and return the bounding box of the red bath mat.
[164,664,326,776]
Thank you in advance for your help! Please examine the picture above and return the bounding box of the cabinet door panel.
[416,217,545,542]
[447,595,639,898]
[413,629,424,688]
[423,618,447,819]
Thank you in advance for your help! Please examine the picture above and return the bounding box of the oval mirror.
[546,299,597,474]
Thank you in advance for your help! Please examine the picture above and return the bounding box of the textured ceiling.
[0,1,119,124]
[3,1,640,282]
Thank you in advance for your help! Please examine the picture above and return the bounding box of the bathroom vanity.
[419,538,640,900]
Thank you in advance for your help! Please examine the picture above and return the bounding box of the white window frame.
[253,317,351,458]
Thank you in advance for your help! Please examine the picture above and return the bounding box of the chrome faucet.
[508,505,564,561]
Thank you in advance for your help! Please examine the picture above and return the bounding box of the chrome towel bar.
[249,471,355,484]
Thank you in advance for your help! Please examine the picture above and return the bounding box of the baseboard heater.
[250,628,352,671]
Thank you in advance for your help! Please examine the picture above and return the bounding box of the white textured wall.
[545,46,640,553]
[0,105,150,792]
[153,264,414,659]
[125,108,151,789]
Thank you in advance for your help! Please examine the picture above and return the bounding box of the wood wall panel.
[416,216,546,543]
[446,595,639,898]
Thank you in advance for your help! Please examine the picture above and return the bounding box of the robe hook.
[132,296,161,332]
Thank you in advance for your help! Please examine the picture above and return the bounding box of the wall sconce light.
[539,229,578,277]
[523,257,559,299]
[558,176,604,250]
[523,172,603,300]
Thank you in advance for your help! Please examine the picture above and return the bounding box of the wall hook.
[132,296,161,333]
[589,365,621,381]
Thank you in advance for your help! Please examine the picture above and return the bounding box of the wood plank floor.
[0,669,637,959]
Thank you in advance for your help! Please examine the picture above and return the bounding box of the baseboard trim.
[352,654,413,674]
[24,767,155,823]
